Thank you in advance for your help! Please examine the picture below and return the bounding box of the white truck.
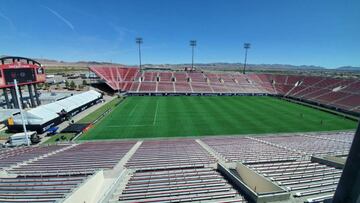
[3,131,39,147]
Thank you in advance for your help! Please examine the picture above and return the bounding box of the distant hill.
[1,55,358,71]
[0,55,123,68]
[36,59,124,67]
[336,66,360,71]
[144,63,326,71]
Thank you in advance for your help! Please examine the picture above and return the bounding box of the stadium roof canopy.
[12,90,101,125]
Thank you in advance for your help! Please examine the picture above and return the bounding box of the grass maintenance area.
[80,96,357,140]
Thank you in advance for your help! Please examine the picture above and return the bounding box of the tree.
[82,80,88,86]
[69,81,76,90]
[55,83,60,90]
[65,80,69,89]
[43,83,50,90]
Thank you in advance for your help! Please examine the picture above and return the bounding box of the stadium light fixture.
[136,37,143,71]
[243,43,251,74]
[190,40,197,70]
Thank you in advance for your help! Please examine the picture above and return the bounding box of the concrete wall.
[218,163,290,203]
[311,155,346,169]
[64,170,105,203]
[236,162,283,194]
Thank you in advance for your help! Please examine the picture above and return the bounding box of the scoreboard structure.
[0,56,46,109]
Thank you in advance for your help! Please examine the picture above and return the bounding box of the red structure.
[0,56,46,108]
[90,66,360,115]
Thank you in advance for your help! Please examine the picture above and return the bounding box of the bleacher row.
[122,139,246,203]
[255,74,360,113]
[125,140,216,170]
[90,67,272,94]
[90,67,360,113]
[0,141,136,202]
[202,131,354,200]
[0,131,355,202]
[247,160,342,198]
[119,167,246,203]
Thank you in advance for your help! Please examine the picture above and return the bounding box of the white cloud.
[43,6,75,31]
[0,10,15,30]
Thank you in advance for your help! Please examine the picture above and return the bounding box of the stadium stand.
[0,141,136,202]
[0,145,65,169]
[257,134,352,156]
[126,139,216,170]
[201,137,302,163]
[0,174,88,202]
[200,132,354,201]
[90,66,360,114]
[247,160,342,198]
[0,131,356,202]
[10,141,135,174]
[119,167,247,203]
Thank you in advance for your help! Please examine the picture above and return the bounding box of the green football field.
[80,96,357,140]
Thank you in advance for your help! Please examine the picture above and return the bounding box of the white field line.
[129,103,138,117]
[106,101,159,128]
[107,124,153,127]
[153,101,159,126]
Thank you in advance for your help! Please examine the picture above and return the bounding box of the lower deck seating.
[10,142,135,175]
[191,83,213,93]
[201,137,301,163]
[126,140,216,170]
[0,174,88,202]
[174,82,192,92]
[157,82,174,92]
[247,160,341,198]
[119,167,247,203]
[258,135,351,156]
[0,145,66,169]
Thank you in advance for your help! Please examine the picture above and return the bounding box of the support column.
[3,88,11,109]
[18,86,25,108]
[333,121,360,202]
[10,87,18,108]
[28,84,36,107]
[33,84,41,106]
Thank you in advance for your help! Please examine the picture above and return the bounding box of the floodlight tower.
[243,43,251,74]
[190,40,197,70]
[136,37,143,71]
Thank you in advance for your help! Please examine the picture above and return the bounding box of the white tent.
[12,90,101,126]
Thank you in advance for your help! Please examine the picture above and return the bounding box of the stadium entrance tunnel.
[218,162,290,203]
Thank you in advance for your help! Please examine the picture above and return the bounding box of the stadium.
[1,61,359,203]
[0,1,359,202]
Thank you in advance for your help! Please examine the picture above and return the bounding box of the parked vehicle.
[3,131,40,147]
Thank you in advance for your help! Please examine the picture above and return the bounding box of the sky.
[0,0,359,68]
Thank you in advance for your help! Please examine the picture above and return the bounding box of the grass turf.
[80,96,357,140]
[77,97,123,123]
[43,133,75,144]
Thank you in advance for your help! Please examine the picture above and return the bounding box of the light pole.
[190,40,197,70]
[243,43,251,74]
[136,37,143,71]
[14,79,30,146]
